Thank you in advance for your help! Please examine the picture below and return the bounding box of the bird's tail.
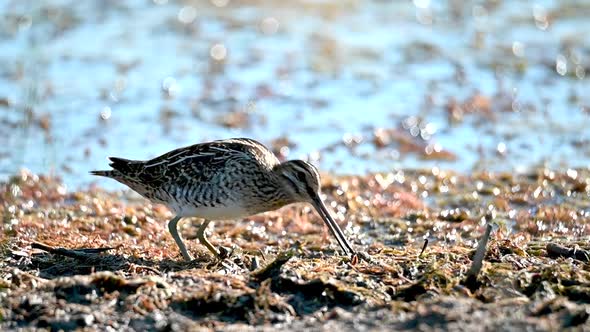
[108,157,141,173]
[90,157,142,178]
[89,170,115,177]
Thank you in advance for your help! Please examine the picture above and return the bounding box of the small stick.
[31,242,116,260]
[356,251,377,265]
[463,223,493,290]
[251,251,294,281]
[418,239,429,258]
[546,243,590,262]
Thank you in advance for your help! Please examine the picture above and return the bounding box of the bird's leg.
[168,216,193,261]
[197,219,220,258]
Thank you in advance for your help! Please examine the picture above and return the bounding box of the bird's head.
[275,159,355,255]
[275,159,322,203]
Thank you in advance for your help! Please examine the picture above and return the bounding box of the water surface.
[1,0,589,189]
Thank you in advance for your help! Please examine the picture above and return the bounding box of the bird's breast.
[172,202,250,220]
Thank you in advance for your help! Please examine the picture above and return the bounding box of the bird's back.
[91,138,285,216]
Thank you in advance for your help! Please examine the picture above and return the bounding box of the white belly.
[171,203,250,220]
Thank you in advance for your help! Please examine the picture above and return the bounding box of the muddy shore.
[1,169,589,330]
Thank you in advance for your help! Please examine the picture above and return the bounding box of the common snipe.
[91,138,356,261]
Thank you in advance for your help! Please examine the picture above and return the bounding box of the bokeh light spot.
[261,17,279,35]
[210,43,227,61]
[178,6,197,24]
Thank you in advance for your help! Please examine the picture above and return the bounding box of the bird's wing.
[131,138,278,187]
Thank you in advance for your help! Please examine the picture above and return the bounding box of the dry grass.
[1,169,589,330]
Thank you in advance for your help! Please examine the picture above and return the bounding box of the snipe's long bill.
[91,137,356,261]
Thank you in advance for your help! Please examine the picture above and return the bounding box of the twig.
[356,251,379,265]
[418,239,429,258]
[31,242,116,260]
[463,223,493,290]
[466,223,493,278]
[251,250,294,281]
[546,243,590,262]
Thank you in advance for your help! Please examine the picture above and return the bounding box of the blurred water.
[0,0,589,189]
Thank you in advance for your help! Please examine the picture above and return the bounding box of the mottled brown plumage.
[91,138,355,261]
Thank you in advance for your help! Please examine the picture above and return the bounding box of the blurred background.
[1,0,589,189]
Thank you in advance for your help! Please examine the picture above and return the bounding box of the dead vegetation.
[1,169,589,330]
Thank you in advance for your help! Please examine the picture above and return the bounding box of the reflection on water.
[0,0,589,189]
